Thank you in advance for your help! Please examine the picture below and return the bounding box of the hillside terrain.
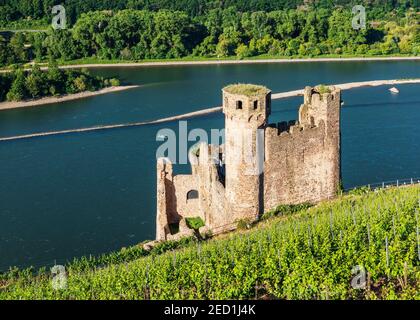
[1,185,419,300]
[1,1,418,25]
[0,1,418,67]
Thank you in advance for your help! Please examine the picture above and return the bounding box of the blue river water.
[0,60,419,270]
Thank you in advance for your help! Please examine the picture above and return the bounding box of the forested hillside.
[1,0,418,26]
[0,2,418,67]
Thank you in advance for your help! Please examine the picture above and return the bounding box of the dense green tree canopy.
[0,5,418,67]
[0,0,418,27]
[0,62,121,102]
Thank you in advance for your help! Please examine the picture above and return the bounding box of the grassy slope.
[0,185,419,300]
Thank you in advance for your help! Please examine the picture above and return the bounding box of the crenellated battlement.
[299,85,341,128]
[267,118,323,137]
[303,85,340,105]
[265,119,326,162]
[264,85,341,209]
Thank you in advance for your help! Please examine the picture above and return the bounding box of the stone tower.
[222,84,271,221]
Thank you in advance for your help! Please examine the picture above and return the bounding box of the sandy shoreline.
[271,79,420,99]
[0,56,419,74]
[0,85,140,111]
[58,56,420,69]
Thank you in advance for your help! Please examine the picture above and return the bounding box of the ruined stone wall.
[264,122,330,208]
[194,143,228,229]
[263,86,341,209]
[156,159,176,241]
[156,143,228,240]
[172,175,201,220]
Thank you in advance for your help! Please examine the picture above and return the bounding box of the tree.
[73,75,88,92]
[327,9,369,54]
[268,39,287,56]
[6,69,27,101]
[149,10,191,59]
[192,35,217,57]
[44,29,78,60]
[285,38,300,56]
[46,58,64,95]
[249,35,275,55]
[25,64,46,98]
[202,8,223,38]
[241,11,271,40]
[0,4,17,26]
[9,33,29,63]
[269,10,301,41]
[0,74,12,102]
[221,7,241,32]
[0,35,11,66]
[72,11,112,57]
[380,37,399,54]
[236,43,253,59]
[105,10,154,59]
[215,26,242,57]
[29,32,47,62]
[109,78,120,86]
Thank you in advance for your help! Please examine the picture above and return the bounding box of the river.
[0,60,419,270]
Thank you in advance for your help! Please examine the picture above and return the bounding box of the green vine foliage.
[0,186,419,299]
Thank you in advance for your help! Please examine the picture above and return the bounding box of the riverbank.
[0,85,140,111]
[61,57,420,68]
[57,56,420,69]
[1,56,419,73]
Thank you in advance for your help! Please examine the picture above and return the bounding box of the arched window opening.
[187,190,199,201]
[236,101,243,110]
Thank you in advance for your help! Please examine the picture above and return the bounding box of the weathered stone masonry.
[156,84,341,241]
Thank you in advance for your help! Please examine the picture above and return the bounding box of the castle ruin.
[156,84,341,240]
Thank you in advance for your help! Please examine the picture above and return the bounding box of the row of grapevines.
[0,185,418,299]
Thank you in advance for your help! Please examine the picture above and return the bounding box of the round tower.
[222,84,271,222]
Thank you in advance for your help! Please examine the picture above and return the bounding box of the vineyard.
[0,185,419,300]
